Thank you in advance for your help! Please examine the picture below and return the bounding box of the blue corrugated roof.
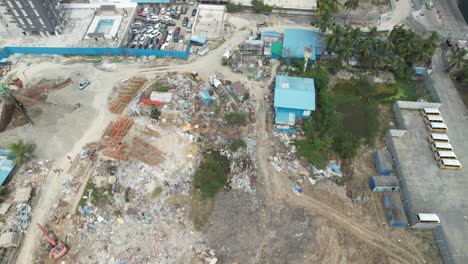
[131,0,170,3]
[282,29,319,60]
[0,149,15,186]
[261,31,281,38]
[275,111,295,125]
[274,75,315,111]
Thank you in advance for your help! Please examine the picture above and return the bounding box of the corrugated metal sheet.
[190,35,207,45]
[274,75,315,111]
[374,149,393,175]
[384,192,408,227]
[275,111,295,125]
[282,28,319,60]
[0,149,15,186]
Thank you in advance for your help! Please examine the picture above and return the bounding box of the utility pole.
[0,84,34,125]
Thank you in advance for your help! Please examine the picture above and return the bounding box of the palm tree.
[358,39,374,63]
[415,49,432,65]
[373,54,387,69]
[338,38,355,62]
[8,140,33,165]
[367,26,378,39]
[379,40,394,54]
[326,25,344,50]
[389,55,406,69]
[427,31,440,50]
[347,27,362,42]
[318,14,333,33]
[344,0,359,24]
[448,49,468,70]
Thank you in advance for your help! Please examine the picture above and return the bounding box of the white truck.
[222,48,233,65]
[208,74,222,89]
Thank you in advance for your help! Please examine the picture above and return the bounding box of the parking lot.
[124,2,199,51]
[391,106,468,261]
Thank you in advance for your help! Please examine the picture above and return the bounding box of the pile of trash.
[23,160,51,176]
[5,204,32,233]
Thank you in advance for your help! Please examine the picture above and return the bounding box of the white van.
[426,122,448,132]
[427,133,449,143]
[417,213,440,224]
[421,108,440,117]
[438,159,462,170]
[430,142,453,152]
[423,115,444,124]
[433,151,457,161]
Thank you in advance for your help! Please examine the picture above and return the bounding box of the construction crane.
[36,223,68,259]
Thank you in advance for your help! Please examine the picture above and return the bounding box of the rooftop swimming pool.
[96,19,115,35]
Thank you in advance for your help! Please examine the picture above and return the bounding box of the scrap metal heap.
[109,76,147,113]
[86,115,134,160]
[129,136,165,168]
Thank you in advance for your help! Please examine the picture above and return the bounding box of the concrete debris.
[0,203,12,215]
[0,232,21,248]
[13,187,32,204]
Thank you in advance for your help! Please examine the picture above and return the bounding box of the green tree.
[8,140,33,165]
[251,0,272,14]
[344,0,359,24]
[379,40,394,54]
[326,25,344,51]
[333,130,359,159]
[358,39,373,64]
[448,49,468,70]
[389,55,406,69]
[338,38,354,62]
[226,2,243,13]
[373,54,387,69]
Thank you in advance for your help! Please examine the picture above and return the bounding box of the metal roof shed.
[384,192,408,227]
[282,29,318,61]
[374,149,393,175]
[369,176,400,192]
[0,149,15,186]
[274,75,316,111]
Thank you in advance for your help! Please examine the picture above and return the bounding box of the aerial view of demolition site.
[0,0,467,263]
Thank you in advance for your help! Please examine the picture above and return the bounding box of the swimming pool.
[95,19,115,34]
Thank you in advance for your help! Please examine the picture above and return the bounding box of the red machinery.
[37,223,68,259]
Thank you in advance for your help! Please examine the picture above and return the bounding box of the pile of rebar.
[129,136,165,167]
[109,76,147,113]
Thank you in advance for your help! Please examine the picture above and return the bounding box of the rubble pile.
[222,137,257,193]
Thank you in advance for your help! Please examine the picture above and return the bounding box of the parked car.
[171,13,180,20]
[161,7,166,14]
[79,80,90,90]
[191,8,197,17]
[165,8,171,15]
[171,6,176,14]
[166,21,176,26]
[175,26,181,34]
[182,16,189,27]
[189,0,194,5]
[187,22,192,33]
[173,31,179,42]
[177,5,182,14]
[181,6,187,14]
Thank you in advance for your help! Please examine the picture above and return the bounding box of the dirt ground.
[1,13,443,264]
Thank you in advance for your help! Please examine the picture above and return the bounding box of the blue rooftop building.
[0,149,16,186]
[274,75,315,132]
[282,29,321,61]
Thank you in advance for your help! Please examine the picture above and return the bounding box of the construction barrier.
[0,43,191,62]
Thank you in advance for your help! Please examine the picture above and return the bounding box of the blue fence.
[0,43,191,62]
